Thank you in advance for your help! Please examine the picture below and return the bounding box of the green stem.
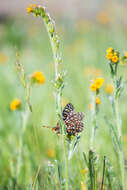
[114,98,125,190]
[31,6,67,188]
[90,95,96,149]
[16,110,29,178]
[63,137,69,190]
[43,21,61,117]
[26,82,32,112]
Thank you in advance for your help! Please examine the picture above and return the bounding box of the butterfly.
[52,103,84,136]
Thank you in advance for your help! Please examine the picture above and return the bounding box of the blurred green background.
[0,0,127,188]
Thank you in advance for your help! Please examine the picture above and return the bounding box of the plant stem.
[90,95,96,149]
[31,6,68,188]
[63,137,69,190]
[101,156,106,190]
[114,98,125,190]
[43,20,61,117]
[17,110,29,178]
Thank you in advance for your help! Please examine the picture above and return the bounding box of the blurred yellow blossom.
[33,4,37,8]
[84,66,103,78]
[90,83,97,92]
[31,71,45,85]
[106,47,113,60]
[27,4,33,13]
[96,97,101,105]
[10,99,21,111]
[124,51,127,58]
[88,103,93,111]
[106,48,119,63]
[94,78,104,89]
[0,52,8,64]
[120,61,126,65]
[96,11,109,25]
[105,84,114,94]
[106,48,113,53]
[81,182,86,190]
[90,77,104,92]
[106,52,113,60]
[81,168,88,174]
[47,149,55,158]
[112,54,119,63]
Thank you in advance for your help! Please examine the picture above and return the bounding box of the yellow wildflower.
[27,4,33,13]
[105,84,114,94]
[81,182,86,190]
[124,51,127,58]
[90,78,104,92]
[94,77,104,89]
[112,55,119,63]
[106,48,114,60]
[90,83,97,92]
[31,71,45,85]
[96,97,101,105]
[47,149,55,158]
[106,52,113,60]
[81,168,88,174]
[106,47,113,53]
[10,99,21,111]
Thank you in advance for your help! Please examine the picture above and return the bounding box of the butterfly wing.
[64,111,84,135]
[62,103,75,121]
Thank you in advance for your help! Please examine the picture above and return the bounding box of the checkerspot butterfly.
[52,103,84,136]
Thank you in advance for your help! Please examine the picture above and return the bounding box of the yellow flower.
[81,182,86,190]
[112,55,119,63]
[106,48,114,60]
[106,47,113,53]
[96,97,101,105]
[106,52,113,60]
[47,149,55,158]
[27,4,33,13]
[105,84,114,94]
[90,78,104,92]
[90,83,97,91]
[31,71,45,85]
[94,77,104,89]
[81,168,88,174]
[10,99,21,111]
[124,51,127,58]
